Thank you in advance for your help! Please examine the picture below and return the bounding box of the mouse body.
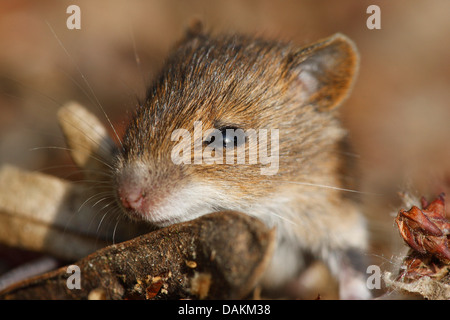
[113,29,370,299]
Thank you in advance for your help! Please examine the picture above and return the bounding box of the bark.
[0,211,275,300]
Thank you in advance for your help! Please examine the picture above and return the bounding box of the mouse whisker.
[33,164,86,174]
[98,199,116,213]
[112,214,123,245]
[37,166,114,182]
[1,76,63,107]
[77,191,113,213]
[79,183,115,193]
[72,178,115,187]
[267,211,299,226]
[90,195,115,209]
[128,25,147,97]
[57,109,117,159]
[336,150,361,158]
[46,21,124,152]
[96,206,115,234]
[272,180,383,196]
[87,198,116,234]
[30,146,114,171]
[72,173,115,182]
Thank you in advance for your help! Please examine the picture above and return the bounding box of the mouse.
[110,25,370,299]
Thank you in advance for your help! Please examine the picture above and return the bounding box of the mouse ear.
[184,18,204,39]
[173,18,208,50]
[288,33,359,111]
[176,18,206,44]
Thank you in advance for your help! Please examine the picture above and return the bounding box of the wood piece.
[0,164,147,260]
[0,211,276,300]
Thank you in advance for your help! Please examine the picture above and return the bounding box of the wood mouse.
[107,26,370,299]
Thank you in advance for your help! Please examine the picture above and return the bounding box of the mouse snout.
[116,180,159,221]
[114,162,153,218]
[118,186,146,211]
[114,161,180,223]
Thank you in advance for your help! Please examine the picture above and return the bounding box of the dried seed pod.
[396,193,450,264]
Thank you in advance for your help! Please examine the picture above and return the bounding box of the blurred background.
[0,0,449,298]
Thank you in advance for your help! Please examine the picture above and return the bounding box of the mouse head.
[113,31,359,226]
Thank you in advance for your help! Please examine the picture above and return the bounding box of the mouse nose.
[119,187,146,211]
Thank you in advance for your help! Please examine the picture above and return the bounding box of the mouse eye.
[205,126,246,149]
